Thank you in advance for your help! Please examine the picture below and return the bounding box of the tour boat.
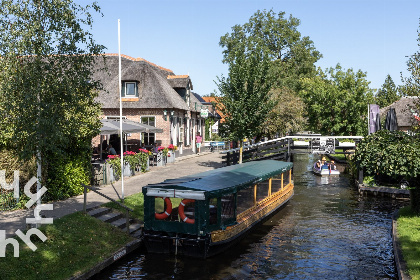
[141,160,294,258]
[312,162,340,176]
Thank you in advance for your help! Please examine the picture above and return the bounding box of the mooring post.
[83,184,87,214]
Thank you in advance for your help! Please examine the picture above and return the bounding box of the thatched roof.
[93,54,189,110]
[167,75,193,89]
[380,97,419,127]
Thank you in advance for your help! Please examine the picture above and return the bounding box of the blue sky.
[81,0,420,96]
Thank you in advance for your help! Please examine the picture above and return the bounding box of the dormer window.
[121,81,138,97]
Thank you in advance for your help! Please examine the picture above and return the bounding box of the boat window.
[283,170,290,186]
[236,187,254,215]
[221,194,235,223]
[271,174,283,193]
[154,197,182,222]
[256,180,270,202]
[209,198,218,225]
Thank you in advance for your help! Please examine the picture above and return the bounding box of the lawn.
[0,212,134,280]
[397,207,420,280]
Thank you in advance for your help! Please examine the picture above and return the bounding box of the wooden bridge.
[222,135,363,166]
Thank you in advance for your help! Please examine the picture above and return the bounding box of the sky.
[78,0,420,96]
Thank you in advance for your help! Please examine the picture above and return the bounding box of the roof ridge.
[103,53,173,73]
[167,74,190,79]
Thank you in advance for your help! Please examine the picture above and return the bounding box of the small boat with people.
[141,160,294,258]
[312,157,340,176]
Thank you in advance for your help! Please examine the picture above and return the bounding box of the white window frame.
[122,81,138,97]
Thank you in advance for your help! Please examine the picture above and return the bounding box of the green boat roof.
[144,160,293,196]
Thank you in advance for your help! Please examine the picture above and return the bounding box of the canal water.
[92,154,407,279]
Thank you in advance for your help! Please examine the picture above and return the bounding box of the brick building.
[92,54,205,154]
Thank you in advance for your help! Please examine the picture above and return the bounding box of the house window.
[141,116,155,145]
[121,82,138,97]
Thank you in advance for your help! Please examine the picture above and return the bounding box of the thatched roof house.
[380,97,419,131]
[92,54,206,153]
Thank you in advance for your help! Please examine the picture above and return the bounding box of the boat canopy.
[143,160,293,199]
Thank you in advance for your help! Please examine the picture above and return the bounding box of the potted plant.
[106,154,121,182]
[156,146,166,166]
[167,144,176,163]
[123,151,138,176]
[138,148,151,172]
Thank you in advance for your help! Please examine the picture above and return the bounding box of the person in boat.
[315,160,321,169]
[321,157,329,170]
[330,160,336,170]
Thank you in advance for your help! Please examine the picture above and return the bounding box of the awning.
[100,119,163,135]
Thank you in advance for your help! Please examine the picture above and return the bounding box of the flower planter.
[123,163,135,177]
[156,152,166,167]
[167,150,175,163]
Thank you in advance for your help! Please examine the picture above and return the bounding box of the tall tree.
[219,9,322,93]
[400,20,420,97]
[263,87,306,137]
[376,74,400,107]
[300,65,374,136]
[216,47,274,163]
[0,0,104,199]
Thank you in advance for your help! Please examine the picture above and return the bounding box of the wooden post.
[268,178,272,197]
[289,169,292,185]
[358,169,364,185]
[254,184,257,206]
[83,184,87,214]
[281,173,284,191]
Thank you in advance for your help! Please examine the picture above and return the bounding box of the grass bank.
[397,207,420,280]
[0,212,134,280]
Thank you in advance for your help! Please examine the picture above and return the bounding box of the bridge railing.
[221,135,363,165]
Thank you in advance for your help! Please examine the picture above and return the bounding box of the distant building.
[380,96,419,132]
[92,54,206,153]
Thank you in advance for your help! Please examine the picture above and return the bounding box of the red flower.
[107,155,120,159]
[168,144,175,150]
[123,151,136,156]
[138,148,149,154]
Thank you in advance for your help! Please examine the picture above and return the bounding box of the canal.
[92,154,407,279]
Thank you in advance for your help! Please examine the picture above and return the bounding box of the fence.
[222,136,363,166]
[222,138,289,166]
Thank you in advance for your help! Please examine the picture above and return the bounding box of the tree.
[219,9,322,94]
[300,65,374,136]
[263,87,306,137]
[376,74,400,108]
[400,20,420,97]
[216,48,274,163]
[400,19,420,134]
[0,0,104,200]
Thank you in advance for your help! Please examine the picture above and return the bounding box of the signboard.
[200,109,209,118]
[311,137,335,154]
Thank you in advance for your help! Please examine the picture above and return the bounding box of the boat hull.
[143,183,294,258]
[312,166,340,176]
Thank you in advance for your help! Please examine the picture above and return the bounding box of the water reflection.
[92,154,406,280]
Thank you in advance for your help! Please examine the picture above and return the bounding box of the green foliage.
[400,19,420,97]
[0,0,104,199]
[354,130,420,180]
[219,9,321,93]
[376,74,400,108]
[45,151,91,201]
[263,87,306,137]
[216,45,275,143]
[300,64,374,136]
[107,156,122,178]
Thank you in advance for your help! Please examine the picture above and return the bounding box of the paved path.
[0,152,224,238]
